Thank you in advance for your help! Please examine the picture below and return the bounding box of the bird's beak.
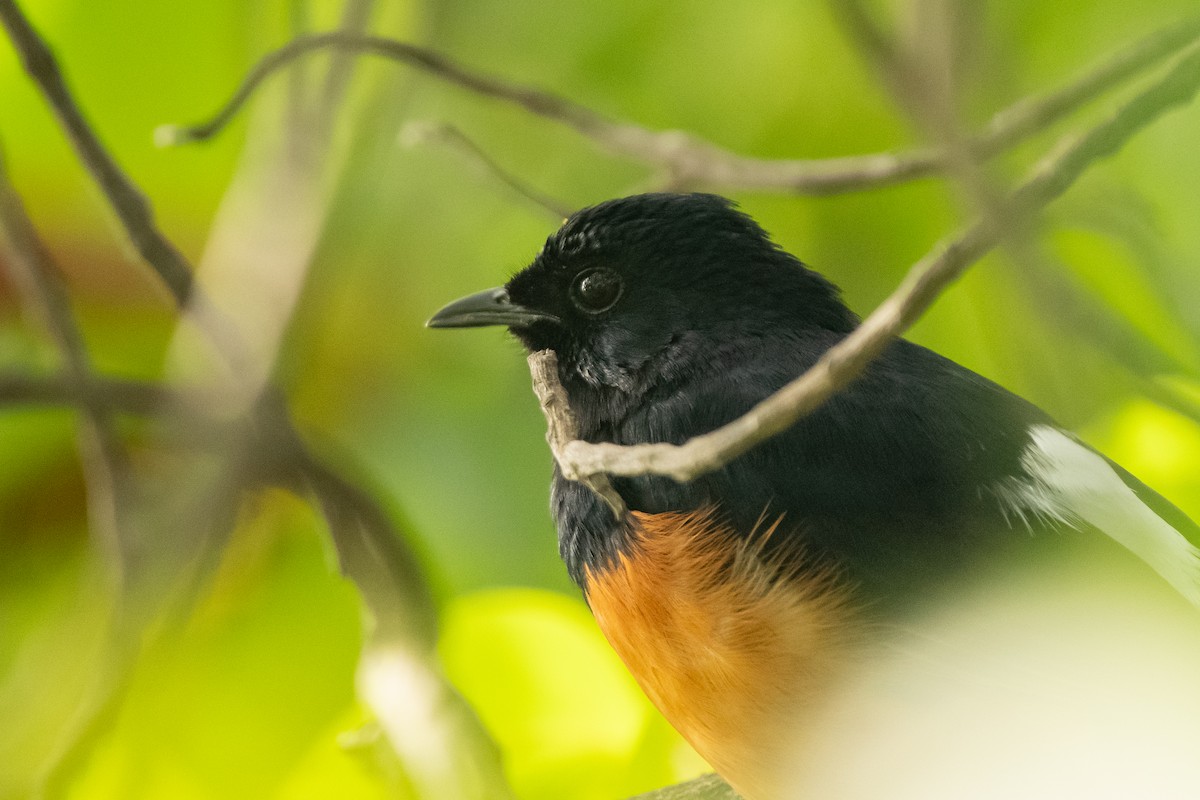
[426,287,559,329]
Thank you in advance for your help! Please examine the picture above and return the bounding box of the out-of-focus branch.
[0,0,193,305]
[0,136,146,800]
[629,774,738,800]
[0,142,137,588]
[0,1,511,795]
[161,17,1200,193]
[401,120,573,219]
[287,437,513,800]
[0,0,251,385]
[829,0,910,93]
[834,0,1021,286]
[318,0,376,123]
[836,1,1200,405]
[537,39,1200,487]
[0,372,176,414]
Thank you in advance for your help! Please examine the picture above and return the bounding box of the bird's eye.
[570,269,623,314]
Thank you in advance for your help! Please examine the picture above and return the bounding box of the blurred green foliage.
[2,0,1200,798]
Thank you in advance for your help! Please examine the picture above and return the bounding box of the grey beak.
[426,287,559,328]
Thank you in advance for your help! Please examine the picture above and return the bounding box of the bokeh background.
[3,1,1200,798]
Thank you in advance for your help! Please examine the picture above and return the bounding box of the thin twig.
[1,1,510,794]
[0,153,145,800]
[318,0,376,122]
[0,0,252,382]
[286,434,438,643]
[830,0,912,97]
[0,0,418,598]
[400,120,574,219]
[629,774,738,800]
[0,139,136,588]
[0,0,193,305]
[528,352,627,517]
[0,372,168,411]
[0,0,437,625]
[2,131,146,800]
[540,40,1200,486]
[162,17,1200,193]
[835,1,1020,270]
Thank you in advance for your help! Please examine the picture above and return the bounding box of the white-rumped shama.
[428,193,1200,799]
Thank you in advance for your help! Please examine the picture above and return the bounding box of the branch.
[0,363,512,797]
[0,0,194,305]
[528,351,627,517]
[0,0,424,614]
[1,2,511,793]
[160,17,1200,194]
[0,0,251,381]
[629,774,738,800]
[288,437,513,800]
[401,120,574,219]
[832,2,1014,259]
[0,372,168,412]
[0,137,137,588]
[538,39,1200,486]
[317,0,376,123]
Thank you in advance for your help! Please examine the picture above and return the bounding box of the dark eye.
[570,269,623,314]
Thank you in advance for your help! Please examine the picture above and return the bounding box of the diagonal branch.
[401,120,574,219]
[0,0,251,381]
[0,0,194,305]
[0,141,138,589]
[628,773,738,800]
[538,39,1200,493]
[162,17,1200,194]
[0,1,512,794]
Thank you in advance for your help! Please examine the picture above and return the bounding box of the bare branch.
[829,0,911,94]
[318,0,377,122]
[1,2,509,793]
[0,137,137,589]
[0,0,441,629]
[265,411,512,799]
[0,0,193,305]
[0,0,251,382]
[539,40,1200,486]
[0,0,424,604]
[834,1,1015,257]
[0,372,166,411]
[528,351,627,518]
[977,15,1200,154]
[0,157,146,800]
[629,774,738,800]
[289,438,438,643]
[162,17,1200,194]
[401,120,573,219]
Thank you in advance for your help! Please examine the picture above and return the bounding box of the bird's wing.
[998,424,1200,607]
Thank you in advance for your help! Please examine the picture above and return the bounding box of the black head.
[429,193,856,396]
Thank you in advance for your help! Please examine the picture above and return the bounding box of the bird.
[427,192,1200,799]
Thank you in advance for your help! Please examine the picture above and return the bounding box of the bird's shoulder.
[617,331,1053,495]
[602,333,1066,599]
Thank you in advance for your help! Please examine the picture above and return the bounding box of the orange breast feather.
[584,509,857,800]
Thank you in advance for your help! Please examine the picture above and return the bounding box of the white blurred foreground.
[784,542,1200,800]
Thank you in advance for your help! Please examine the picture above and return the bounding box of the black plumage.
[504,194,1059,601]
[429,192,1200,799]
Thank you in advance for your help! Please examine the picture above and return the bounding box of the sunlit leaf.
[439,588,699,799]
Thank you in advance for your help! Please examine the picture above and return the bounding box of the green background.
[2,1,1200,798]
